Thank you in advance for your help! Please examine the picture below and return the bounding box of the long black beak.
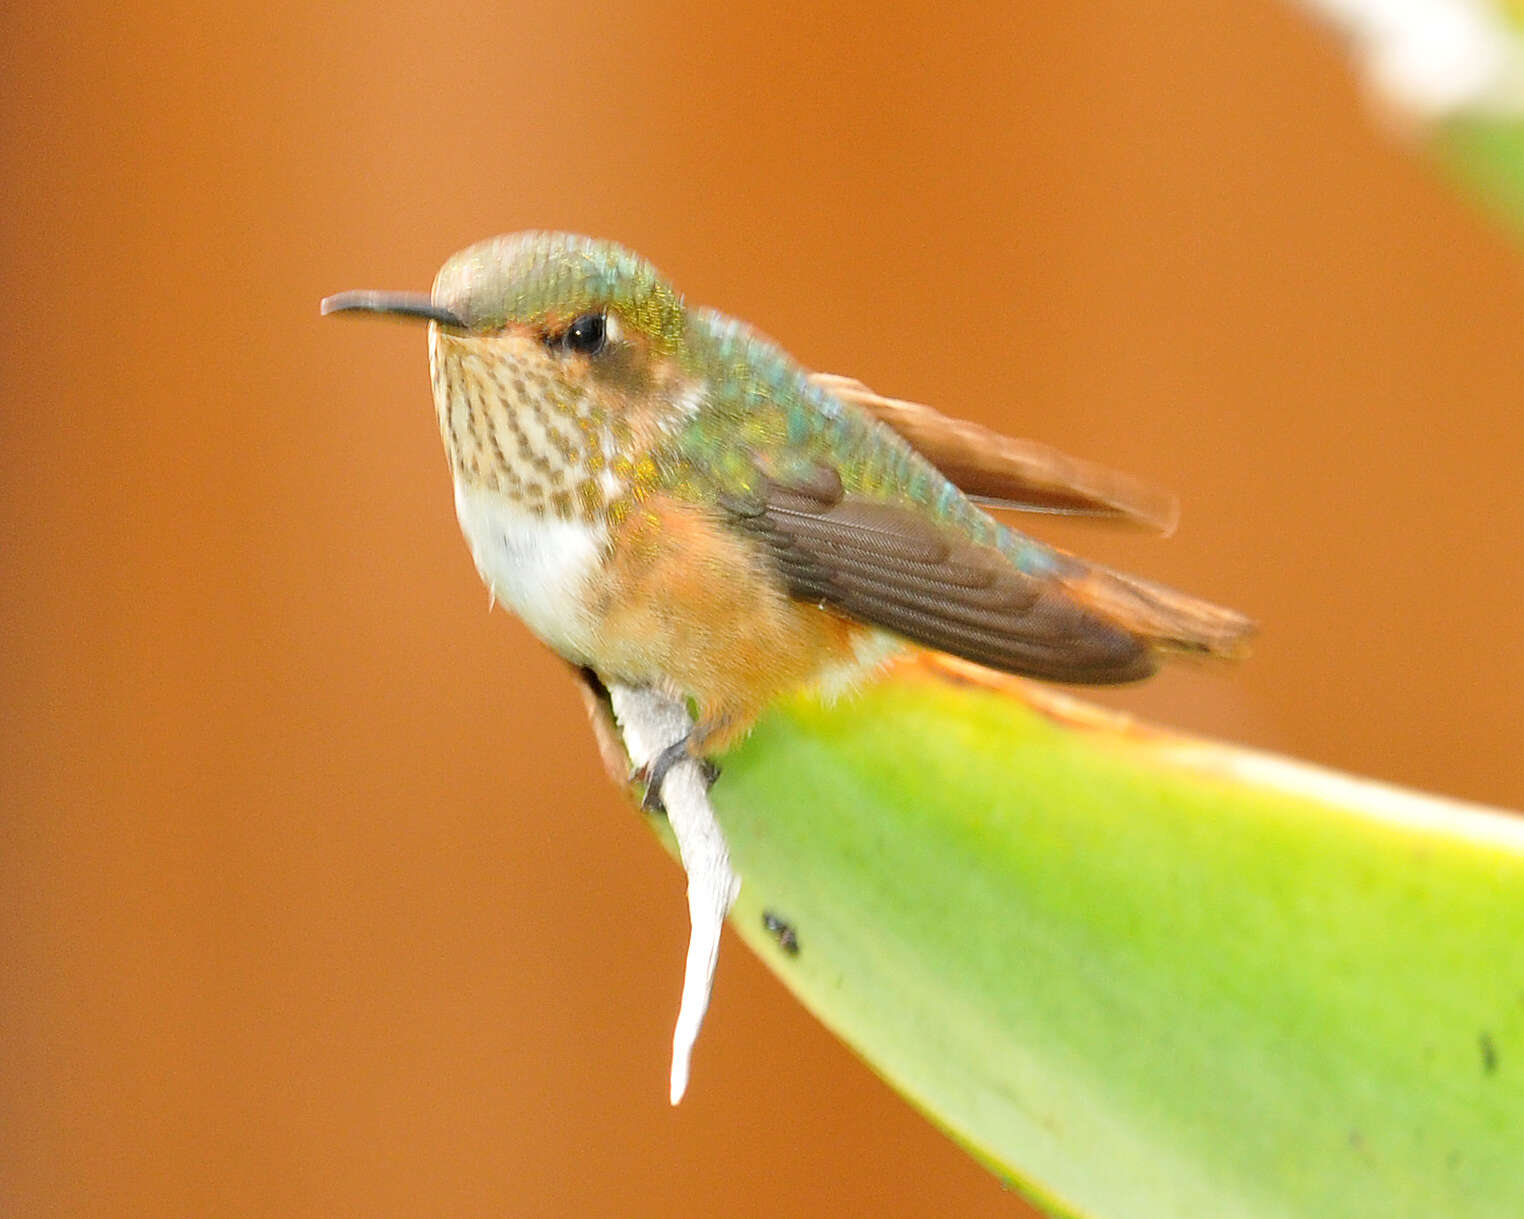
[320,290,466,328]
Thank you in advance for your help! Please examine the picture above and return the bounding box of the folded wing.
[724,470,1159,684]
[811,373,1179,533]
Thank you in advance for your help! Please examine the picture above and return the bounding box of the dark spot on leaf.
[1480,1031,1498,1076]
[762,910,800,956]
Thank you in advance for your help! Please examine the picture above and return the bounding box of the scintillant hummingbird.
[324,232,1251,796]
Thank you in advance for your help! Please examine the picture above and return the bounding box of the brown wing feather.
[811,373,1179,533]
[725,474,1158,685]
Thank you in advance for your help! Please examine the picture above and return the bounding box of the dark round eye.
[562,312,607,356]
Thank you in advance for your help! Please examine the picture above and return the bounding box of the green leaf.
[673,658,1524,1218]
[1437,117,1524,242]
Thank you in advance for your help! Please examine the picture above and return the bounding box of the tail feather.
[1059,564,1255,659]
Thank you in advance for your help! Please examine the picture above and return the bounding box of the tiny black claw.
[641,783,668,816]
[639,735,721,814]
[641,736,690,813]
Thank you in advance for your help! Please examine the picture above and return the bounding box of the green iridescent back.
[672,310,1062,579]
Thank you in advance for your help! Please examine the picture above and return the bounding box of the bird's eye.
[561,312,607,356]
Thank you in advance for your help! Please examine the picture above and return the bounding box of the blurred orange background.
[5,3,1523,1216]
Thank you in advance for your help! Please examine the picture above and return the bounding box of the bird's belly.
[452,483,606,660]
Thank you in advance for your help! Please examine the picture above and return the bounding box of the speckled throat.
[428,326,641,525]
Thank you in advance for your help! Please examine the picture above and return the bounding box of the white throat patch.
[452,483,607,660]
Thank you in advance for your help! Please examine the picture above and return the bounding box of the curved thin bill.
[320,290,465,328]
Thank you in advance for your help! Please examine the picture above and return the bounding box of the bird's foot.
[639,734,721,814]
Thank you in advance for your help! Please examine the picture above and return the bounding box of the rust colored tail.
[1059,563,1255,659]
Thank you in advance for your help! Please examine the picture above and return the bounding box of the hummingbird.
[323,232,1252,799]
